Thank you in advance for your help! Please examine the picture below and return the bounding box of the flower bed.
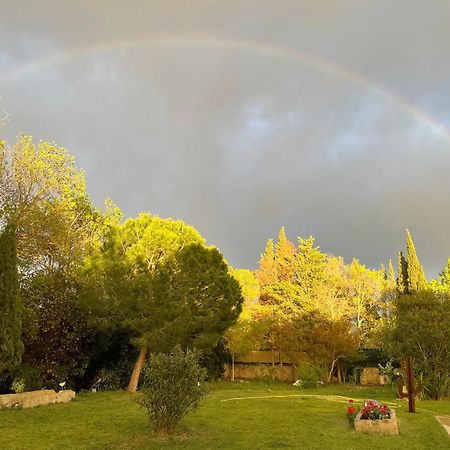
[347,399,398,435]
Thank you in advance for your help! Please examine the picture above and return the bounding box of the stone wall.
[0,389,75,409]
[224,363,296,382]
[360,367,384,385]
[224,352,297,382]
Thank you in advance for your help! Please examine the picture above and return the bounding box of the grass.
[1,381,450,449]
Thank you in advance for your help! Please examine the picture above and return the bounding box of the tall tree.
[294,236,327,295]
[256,238,277,286]
[86,214,242,392]
[274,227,296,281]
[386,290,450,399]
[0,223,23,373]
[397,251,408,294]
[346,259,383,340]
[146,244,242,352]
[406,229,427,292]
[0,135,91,269]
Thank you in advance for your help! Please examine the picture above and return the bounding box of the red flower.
[349,399,354,403]
[348,407,356,414]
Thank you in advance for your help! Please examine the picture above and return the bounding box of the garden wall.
[0,389,75,409]
[223,351,297,382]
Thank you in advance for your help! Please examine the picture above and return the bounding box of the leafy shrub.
[295,362,322,389]
[378,359,394,383]
[139,347,207,436]
[11,378,25,393]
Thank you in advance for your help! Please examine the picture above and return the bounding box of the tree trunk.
[127,346,148,393]
[328,358,338,382]
[231,353,235,382]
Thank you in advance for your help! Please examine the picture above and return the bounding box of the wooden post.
[407,356,416,413]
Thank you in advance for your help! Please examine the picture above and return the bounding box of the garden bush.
[139,347,207,436]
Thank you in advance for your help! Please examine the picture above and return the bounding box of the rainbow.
[1,33,449,142]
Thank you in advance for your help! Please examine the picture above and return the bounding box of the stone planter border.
[354,408,399,435]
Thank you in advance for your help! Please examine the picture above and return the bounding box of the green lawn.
[1,381,449,449]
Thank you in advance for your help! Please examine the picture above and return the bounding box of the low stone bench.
[0,389,75,409]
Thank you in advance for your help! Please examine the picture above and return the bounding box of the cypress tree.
[379,263,386,279]
[406,229,427,292]
[0,224,23,373]
[388,259,396,285]
[397,251,408,294]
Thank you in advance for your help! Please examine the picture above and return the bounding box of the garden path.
[436,416,450,437]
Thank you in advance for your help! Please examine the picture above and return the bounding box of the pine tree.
[0,223,23,372]
[274,227,296,281]
[397,251,408,294]
[406,229,427,292]
[256,238,277,286]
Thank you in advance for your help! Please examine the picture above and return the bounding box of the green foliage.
[0,223,23,374]
[199,339,229,380]
[429,258,450,298]
[139,347,207,436]
[230,268,260,307]
[438,258,450,287]
[0,136,107,270]
[84,213,205,335]
[251,230,383,382]
[82,326,138,391]
[275,227,296,281]
[405,229,427,292]
[295,362,322,389]
[13,365,43,392]
[294,236,327,294]
[346,400,359,427]
[397,251,408,294]
[378,359,394,380]
[146,243,243,352]
[10,378,25,393]
[86,218,242,390]
[386,290,450,399]
[21,270,94,390]
[256,238,277,286]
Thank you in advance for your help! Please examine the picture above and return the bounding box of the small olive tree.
[139,347,207,436]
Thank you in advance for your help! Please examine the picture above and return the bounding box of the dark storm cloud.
[1,1,450,277]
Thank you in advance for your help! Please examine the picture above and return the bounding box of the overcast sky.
[1,1,450,277]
